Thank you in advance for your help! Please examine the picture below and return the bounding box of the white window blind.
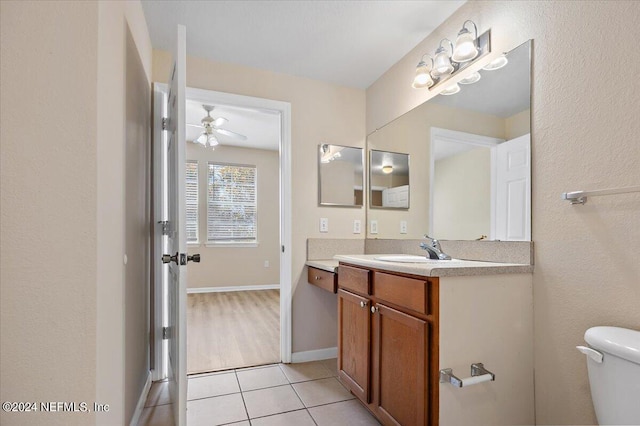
[207,163,257,242]
[185,161,199,243]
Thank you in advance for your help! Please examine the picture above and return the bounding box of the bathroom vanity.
[332,255,534,426]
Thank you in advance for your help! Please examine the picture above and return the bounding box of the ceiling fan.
[187,105,247,148]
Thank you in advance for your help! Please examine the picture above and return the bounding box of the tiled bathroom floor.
[139,359,381,426]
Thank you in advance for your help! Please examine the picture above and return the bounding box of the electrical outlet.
[370,220,378,234]
[400,221,407,234]
[320,218,329,233]
[353,220,361,234]
[264,260,270,268]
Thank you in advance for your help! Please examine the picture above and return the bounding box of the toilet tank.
[583,326,640,425]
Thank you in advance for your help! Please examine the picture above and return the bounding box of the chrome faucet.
[420,235,451,260]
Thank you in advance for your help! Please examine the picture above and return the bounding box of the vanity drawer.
[372,272,428,314]
[308,267,337,293]
[338,265,370,295]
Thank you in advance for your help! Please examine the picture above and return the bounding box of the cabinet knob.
[370,306,379,314]
[360,301,368,308]
[315,276,321,280]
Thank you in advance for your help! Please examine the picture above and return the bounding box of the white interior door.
[164,24,187,426]
[495,133,531,241]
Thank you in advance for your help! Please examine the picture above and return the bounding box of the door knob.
[187,254,200,263]
[162,252,178,264]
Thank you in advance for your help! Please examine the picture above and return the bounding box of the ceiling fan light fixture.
[196,133,207,145]
[207,134,219,147]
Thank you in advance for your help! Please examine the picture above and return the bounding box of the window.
[185,161,199,243]
[207,163,257,243]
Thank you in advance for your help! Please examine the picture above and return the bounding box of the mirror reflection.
[318,144,364,207]
[369,150,410,209]
[366,40,531,240]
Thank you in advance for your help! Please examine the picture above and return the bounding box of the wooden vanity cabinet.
[337,263,438,426]
[307,266,337,293]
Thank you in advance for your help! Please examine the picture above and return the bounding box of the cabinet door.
[374,303,427,426]
[338,289,371,403]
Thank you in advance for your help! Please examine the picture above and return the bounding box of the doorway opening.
[152,85,292,379]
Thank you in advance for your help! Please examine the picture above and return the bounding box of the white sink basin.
[373,255,461,263]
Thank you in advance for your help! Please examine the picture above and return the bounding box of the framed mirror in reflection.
[318,144,364,207]
[369,150,410,209]
[366,40,532,241]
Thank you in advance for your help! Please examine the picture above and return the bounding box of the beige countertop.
[305,259,339,273]
[333,254,533,277]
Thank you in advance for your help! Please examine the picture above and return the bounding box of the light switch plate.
[264,260,270,268]
[370,220,378,234]
[400,221,407,234]
[353,220,361,234]
[320,218,329,233]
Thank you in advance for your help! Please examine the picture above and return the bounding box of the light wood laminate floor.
[187,290,280,374]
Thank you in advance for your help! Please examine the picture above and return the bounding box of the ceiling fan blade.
[187,123,204,129]
[213,117,228,127]
[214,128,248,141]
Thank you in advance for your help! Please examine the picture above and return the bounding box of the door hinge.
[162,326,169,340]
[161,117,168,131]
[158,220,170,236]
[282,245,285,253]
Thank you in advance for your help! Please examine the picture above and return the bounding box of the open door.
[162,24,188,426]
[495,133,531,241]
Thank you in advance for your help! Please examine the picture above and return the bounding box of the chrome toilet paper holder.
[440,363,495,388]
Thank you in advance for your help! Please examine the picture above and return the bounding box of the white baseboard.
[291,347,337,363]
[129,371,152,426]
[187,284,280,293]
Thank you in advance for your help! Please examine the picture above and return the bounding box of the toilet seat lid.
[585,326,640,364]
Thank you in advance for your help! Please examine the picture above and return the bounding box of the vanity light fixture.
[412,20,491,92]
[412,55,435,89]
[440,83,461,96]
[320,143,343,163]
[432,39,455,78]
[382,165,393,174]
[459,71,481,85]
[482,53,508,71]
[452,20,479,63]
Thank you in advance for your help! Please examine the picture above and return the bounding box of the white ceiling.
[141,0,465,89]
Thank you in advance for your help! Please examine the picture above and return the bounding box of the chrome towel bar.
[561,185,640,205]
[440,363,495,388]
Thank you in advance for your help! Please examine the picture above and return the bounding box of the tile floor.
[139,359,381,426]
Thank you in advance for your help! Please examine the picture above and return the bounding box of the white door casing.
[495,133,531,241]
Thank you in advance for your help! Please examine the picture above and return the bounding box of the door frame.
[152,85,293,377]
[429,127,503,239]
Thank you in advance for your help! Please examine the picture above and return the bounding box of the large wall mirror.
[318,144,364,207]
[366,40,532,240]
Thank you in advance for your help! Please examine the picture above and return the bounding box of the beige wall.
[505,108,531,140]
[1,2,99,425]
[154,51,366,352]
[367,102,504,239]
[433,147,491,240]
[0,1,152,424]
[367,1,640,424]
[320,160,359,205]
[124,25,151,423]
[186,144,280,288]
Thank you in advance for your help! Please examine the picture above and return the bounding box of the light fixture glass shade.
[432,48,454,77]
[459,71,481,85]
[482,54,508,70]
[207,135,219,146]
[196,133,207,145]
[382,165,393,174]
[412,62,434,89]
[440,83,461,96]
[452,29,478,63]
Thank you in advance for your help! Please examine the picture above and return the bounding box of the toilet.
[577,326,640,425]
